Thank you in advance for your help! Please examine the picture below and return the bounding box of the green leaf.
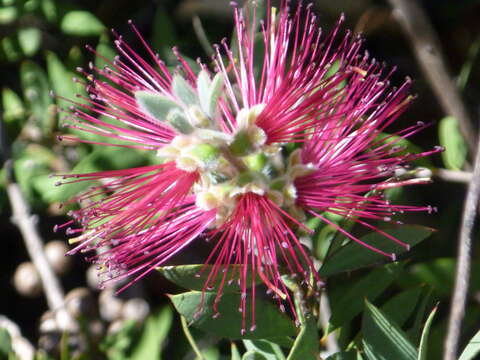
[319,225,433,277]
[376,133,432,168]
[242,351,268,360]
[459,329,480,360]
[158,264,262,293]
[380,287,422,327]
[287,315,319,360]
[95,36,116,70]
[2,88,25,124]
[61,11,105,36]
[20,60,54,136]
[14,145,55,203]
[18,27,41,56]
[41,0,58,22]
[362,300,417,360]
[170,291,297,340]
[0,6,17,25]
[198,70,222,117]
[243,340,285,360]
[130,306,173,360]
[231,342,242,360]
[172,74,198,106]
[325,352,360,360]
[0,328,13,357]
[439,116,467,170]
[167,109,194,134]
[417,305,437,360]
[327,263,402,334]
[135,91,181,122]
[46,51,85,110]
[206,73,224,117]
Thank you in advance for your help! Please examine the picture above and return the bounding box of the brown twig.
[443,131,480,360]
[387,0,477,154]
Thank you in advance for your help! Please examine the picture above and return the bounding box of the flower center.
[135,72,316,225]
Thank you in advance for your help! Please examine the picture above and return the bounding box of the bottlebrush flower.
[55,1,441,333]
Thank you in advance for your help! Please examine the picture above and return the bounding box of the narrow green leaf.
[170,291,297,340]
[327,263,402,334]
[287,315,319,360]
[362,300,417,360]
[135,91,181,122]
[439,116,467,170]
[158,264,262,293]
[319,225,433,277]
[242,351,268,360]
[172,74,198,106]
[61,11,105,36]
[325,351,359,360]
[231,342,242,360]
[243,340,285,360]
[381,287,422,327]
[130,306,173,360]
[459,329,480,360]
[417,305,438,360]
[376,133,432,168]
[181,316,205,360]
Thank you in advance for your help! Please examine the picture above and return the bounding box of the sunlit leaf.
[439,116,467,170]
[170,291,296,340]
[158,264,261,293]
[18,28,41,57]
[61,11,105,36]
[418,305,438,360]
[459,329,480,360]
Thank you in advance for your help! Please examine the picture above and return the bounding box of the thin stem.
[443,131,480,360]
[181,316,205,360]
[435,168,472,184]
[388,0,477,154]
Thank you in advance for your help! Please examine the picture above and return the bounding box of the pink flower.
[56,1,440,333]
